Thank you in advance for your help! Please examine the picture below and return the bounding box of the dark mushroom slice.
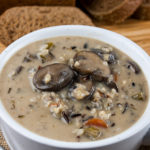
[68,76,95,101]
[127,61,141,74]
[91,48,117,64]
[73,51,110,79]
[33,63,74,91]
[92,69,108,82]
[90,48,104,59]
[92,68,118,92]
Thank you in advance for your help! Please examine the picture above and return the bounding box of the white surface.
[0,25,150,150]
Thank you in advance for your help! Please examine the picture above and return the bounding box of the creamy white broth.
[0,36,148,142]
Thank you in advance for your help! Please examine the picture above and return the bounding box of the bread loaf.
[0,42,6,53]
[134,0,150,20]
[0,0,76,14]
[0,6,94,46]
[78,0,142,24]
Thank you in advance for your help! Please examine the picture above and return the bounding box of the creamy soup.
[0,37,148,142]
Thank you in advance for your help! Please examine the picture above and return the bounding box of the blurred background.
[0,0,150,150]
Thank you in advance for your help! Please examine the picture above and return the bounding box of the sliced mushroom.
[91,48,104,59]
[92,71,118,92]
[33,63,74,91]
[91,49,117,64]
[127,61,141,74]
[92,69,108,82]
[68,76,95,101]
[73,51,110,79]
[92,69,118,92]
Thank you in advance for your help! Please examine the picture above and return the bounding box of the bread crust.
[0,6,94,46]
[79,0,143,24]
[0,42,6,53]
[0,0,76,14]
[134,2,150,20]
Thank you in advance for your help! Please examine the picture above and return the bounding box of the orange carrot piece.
[99,91,105,97]
[85,118,108,128]
[113,73,118,82]
[50,102,58,107]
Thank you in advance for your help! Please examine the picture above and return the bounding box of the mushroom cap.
[68,76,95,101]
[33,63,74,91]
[73,51,110,78]
[128,61,141,74]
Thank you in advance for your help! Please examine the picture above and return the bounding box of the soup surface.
[0,36,148,142]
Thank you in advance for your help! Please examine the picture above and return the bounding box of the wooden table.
[95,19,150,55]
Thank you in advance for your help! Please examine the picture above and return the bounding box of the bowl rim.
[0,25,150,149]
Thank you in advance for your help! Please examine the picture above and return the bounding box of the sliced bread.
[0,0,76,14]
[78,0,143,24]
[134,0,150,20]
[0,6,94,46]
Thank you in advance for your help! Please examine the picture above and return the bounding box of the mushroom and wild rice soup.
[0,36,148,142]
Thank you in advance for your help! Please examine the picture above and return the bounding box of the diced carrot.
[99,91,105,97]
[113,73,118,82]
[50,102,58,107]
[85,118,108,128]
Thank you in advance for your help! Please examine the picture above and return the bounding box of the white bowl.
[0,25,150,150]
